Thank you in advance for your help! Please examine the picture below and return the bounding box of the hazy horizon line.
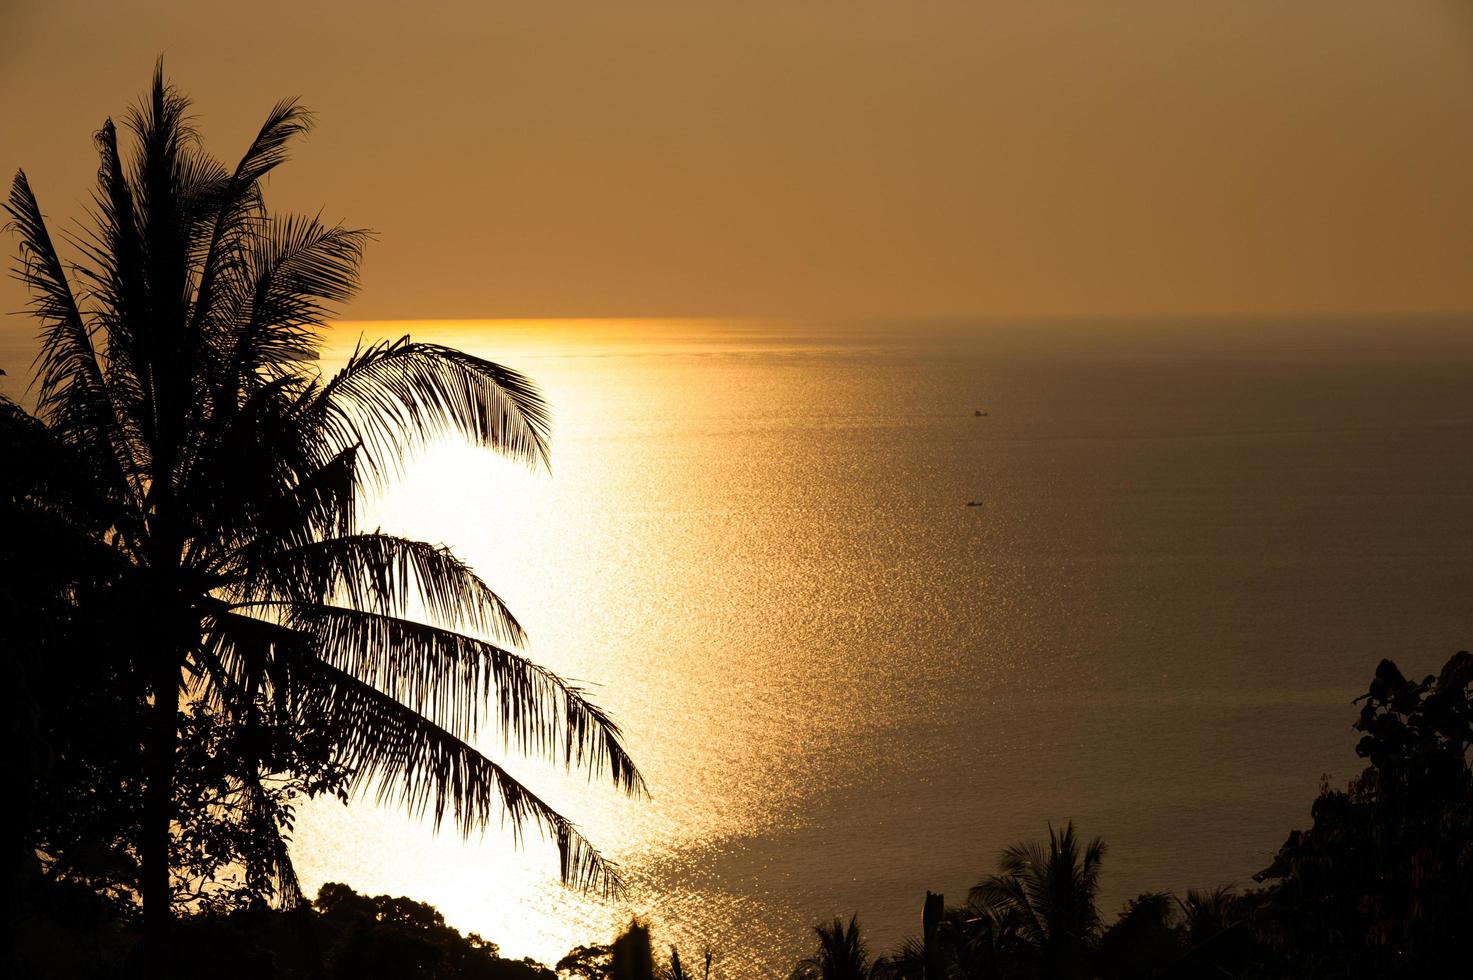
[332,309,1473,327]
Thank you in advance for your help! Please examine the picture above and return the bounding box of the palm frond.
[3,172,144,521]
[295,605,643,794]
[227,98,312,191]
[243,532,526,647]
[223,215,369,384]
[973,869,1046,948]
[315,337,551,477]
[182,379,354,571]
[972,822,1107,959]
[242,778,305,910]
[290,652,623,896]
[6,173,102,418]
[73,119,146,370]
[121,64,237,495]
[124,61,199,330]
[189,98,314,342]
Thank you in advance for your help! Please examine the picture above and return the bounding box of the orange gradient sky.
[3,1,1473,320]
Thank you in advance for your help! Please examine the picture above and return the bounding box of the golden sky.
[3,1,1473,320]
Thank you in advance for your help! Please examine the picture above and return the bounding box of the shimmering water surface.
[291,317,1473,976]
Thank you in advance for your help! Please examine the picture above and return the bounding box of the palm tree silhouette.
[3,64,644,971]
[969,822,1106,979]
[789,915,877,980]
[1176,885,1237,946]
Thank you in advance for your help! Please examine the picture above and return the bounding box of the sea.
[274,315,1473,976]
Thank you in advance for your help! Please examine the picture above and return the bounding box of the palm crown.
[970,821,1106,978]
[3,65,643,935]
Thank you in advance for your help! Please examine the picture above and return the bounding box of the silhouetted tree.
[1094,892,1180,979]
[611,923,657,980]
[789,915,876,980]
[313,882,554,980]
[3,64,643,975]
[1250,652,1473,977]
[556,942,614,979]
[969,822,1105,980]
[2,398,152,927]
[873,898,1032,980]
[659,945,712,980]
[555,923,679,980]
[1174,885,1237,950]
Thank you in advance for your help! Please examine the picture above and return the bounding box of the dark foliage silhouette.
[969,821,1105,979]
[312,883,554,980]
[789,915,877,980]
[825,651,1473,980]
[1249,652,1473,977]
[555,941,616,979]
[660,944,713,980]
[555,922,705,980]
[2,65,643,975]
[842,840,1250,980]
[1092,892,1181,979]
[7,645,1473,977]
[4,878,558,980]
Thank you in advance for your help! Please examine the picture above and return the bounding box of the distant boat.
[974,409,988,417]
[966,501,983,507]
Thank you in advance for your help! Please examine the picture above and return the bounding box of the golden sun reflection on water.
[297,319,854,970]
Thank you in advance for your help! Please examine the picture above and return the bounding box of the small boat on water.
[974,409,988,417]
[966,501,983,507]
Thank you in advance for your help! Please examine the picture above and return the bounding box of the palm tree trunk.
[142,655,179,979]
[923,891,945,980]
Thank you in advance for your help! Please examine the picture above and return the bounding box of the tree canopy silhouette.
[2,63,644,973]
[811,652,1473,980]
[969,821,1105,980]
[788,915,877,980]
[1250,651,1473,977]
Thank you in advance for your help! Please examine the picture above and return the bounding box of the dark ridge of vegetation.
[4,878,557,980]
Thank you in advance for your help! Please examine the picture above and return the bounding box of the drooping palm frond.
[292,605,643,793]
[315,337,552,476]
[239,778,305,910]
[289,652,624,896]
[0,397,135,582]
[6,175,108,430]
[199,598,643,880]
[241,532,527,647]
[973,861,1048,949]
[5,171,149,547]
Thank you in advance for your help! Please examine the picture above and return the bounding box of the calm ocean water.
[285,316,1473,976]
